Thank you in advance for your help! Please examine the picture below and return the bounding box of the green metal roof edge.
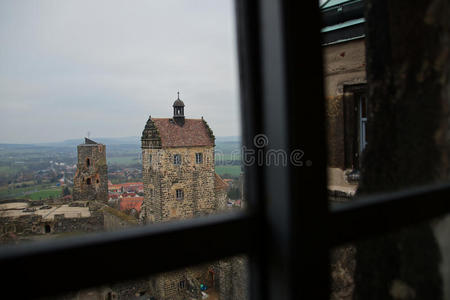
[320,0,362,10]
[321,17,365,33]
[322,34,365,46]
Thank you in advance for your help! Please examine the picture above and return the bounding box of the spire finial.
[177,91,180,99]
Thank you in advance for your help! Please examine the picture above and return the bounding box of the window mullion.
[330,183,450,246]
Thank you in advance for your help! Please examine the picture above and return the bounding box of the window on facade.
[176,189,184,200]
[195,153,203,164]
[173,154,181,165]
[343,84,368,171]
[86,178,91,185]
[86,158,90,167]
[179,280,185,290]
[149,154,152,163]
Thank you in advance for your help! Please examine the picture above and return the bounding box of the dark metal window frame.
[0,1,449,299]
[343,84,368,170]
[196,152,203,164]
[176,189,184,200]
[173,153,181,165]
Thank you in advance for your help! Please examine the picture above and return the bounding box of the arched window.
[86,178,91,185]
[86,158,91,167]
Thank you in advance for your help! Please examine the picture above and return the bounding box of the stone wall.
[322,38,366,189]
[0,214,42,237]
[73,143,108,203]
[52,212,104,233]
[217,256,249,300]
[0,211,104,238]
[102,206,138,231]
[140,114,238,299]
[141,146,216,223]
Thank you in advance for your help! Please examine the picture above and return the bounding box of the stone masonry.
[73,138,108,203]
[140,96,238,300]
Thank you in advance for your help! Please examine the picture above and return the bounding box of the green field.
[0,184,60,200]
[215,165,241,178]
[26,188,62,200]
[0,165,27,176]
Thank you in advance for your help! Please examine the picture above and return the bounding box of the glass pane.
[43,256,248,300]
[0,0,241,241]
[323,1,449,299]
[0,0,248,299]
[330,214,450,300]
[322,0,366,199]
[0,1,247,298]
[322,0,449,199]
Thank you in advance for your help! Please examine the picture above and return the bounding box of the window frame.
[343,84,368,170]
[195,152,203,164]
[173,154,181,165]
[0,1,449,299]
[176,189,184,200]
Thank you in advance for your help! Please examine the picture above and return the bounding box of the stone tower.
[73,138,108,202]
[141,96,230,300]
[141,94,225,224]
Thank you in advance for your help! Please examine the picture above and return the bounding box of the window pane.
[0,0,242,227]
[323,0,449,198]
[323,1,449,299]
[322,0,366,200]
[0,0,246,298]
[330,214,450,300]
[39,256,249,300]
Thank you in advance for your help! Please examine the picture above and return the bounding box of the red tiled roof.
[214,173,228,191]
[109,182,143,191]
[121,192,137,197]
[152,118,214,148]
[121,182,142,187]
[119,197,144,213]
[108,184,122,190]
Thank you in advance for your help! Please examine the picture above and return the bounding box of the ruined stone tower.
[73,138,108,202]
[141,94,227,224]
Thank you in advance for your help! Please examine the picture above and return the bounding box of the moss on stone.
[101,206,138,224]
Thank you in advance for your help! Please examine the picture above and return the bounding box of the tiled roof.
[152,118,214,148]
[108,182,143,190]
[108,185,122,190]
[121,192,137,197]
[121,182,143,187]
[119,197,144,213]
[214,173,229,191]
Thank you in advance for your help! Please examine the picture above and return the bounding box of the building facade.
[140,95,231,300]
[321,0,367,198]
[140,95,226,224]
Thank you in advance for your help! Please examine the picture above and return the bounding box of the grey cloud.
[0,0,240,143]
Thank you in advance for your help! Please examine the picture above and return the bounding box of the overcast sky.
[0,1,240,143]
